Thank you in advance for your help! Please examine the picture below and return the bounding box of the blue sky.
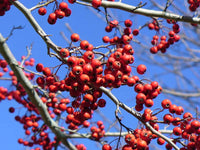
[0,0,199,150]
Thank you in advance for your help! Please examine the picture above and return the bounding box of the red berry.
[83,120,90,128]
[98,99,106,107]
[136,93,146,104]
[124,19,132,27]
[38,7,47,16]
[102,144,112,150]
[67,56,78,67]
[148,23,155,30]
[43,67,51,76]
[80,40,89,50]
[144,99,154,107]
[102,36,110,43]
[191,120,200,130]
[183,112,193,121]
[84,94,93,102]
[135,104,144,111]
[0,60,8,68]
[109,20,118,28]
[127,77,136,87]
[72,65,83,76]
[172,117,181,126]
[59,2,68,11]
[169,30,175,37]
[18,138,23,144]
[150,46,158,54]
[157,137,165,145]
[97,120,103,127]
[83,51,94,62]
[163,114,173,124]
[136,64,147,75]
[169,104,177,114]
[9,107,15,113]
[134,84,144,93]
[173,126,182,136]
[60,48,70,58]
[104,74,115,83]
[161,99,171,109]
[58,103,67,111]
[105,25,112,32]
[55,9,65,19]
[71,33,80,42]
[68,0,76,4]
[83,63,93,75]
[92,0,102,8]
[151,81,159,89]
[132,29,139,36]
[64,8,71,17]
[175,106,184,115]
[137,139,147,149]
[48,13,57,24]
[80,74,90,83]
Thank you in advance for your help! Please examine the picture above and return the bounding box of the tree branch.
[162,88,200,97]
[29,0,56,11]
[81,0,200,24]
[99,86,179,150]
[10,0,64,60]
[0,33,77,150]
[64,130,172,138]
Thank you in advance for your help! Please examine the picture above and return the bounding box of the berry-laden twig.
[0,33,77,150]
[20,44,33,67]
[99,86,180,150]
[10,0,66,62]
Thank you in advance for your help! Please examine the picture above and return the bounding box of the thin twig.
[29,0,56,11]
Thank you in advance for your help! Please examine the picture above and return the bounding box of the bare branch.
[81,0,200,24]
[29,0,56,11]
[5,26,24,42]
[162,88,200,97]
[63,130,173,138]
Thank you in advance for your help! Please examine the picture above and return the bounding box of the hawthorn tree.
[1,0,200,150]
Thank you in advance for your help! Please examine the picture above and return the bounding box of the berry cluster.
[0,0,13,16]
[148,20,160,31]
[0,58,8,76]
[0,18,180,150]
[24,18,157,148]
[38,2,71,25]
[0,56,59,150]
[0,58,60,149]
[76,144,87,150]
[187,0,200,11]
[134,80,162,111]
[0,57,35,101]
[16,116,58,150]
[159,99,200,149]
[150,20,180,54]
[104,19,139,42]
[1,1,200,149]
[102,105,200,150]
[90,121,105,140]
